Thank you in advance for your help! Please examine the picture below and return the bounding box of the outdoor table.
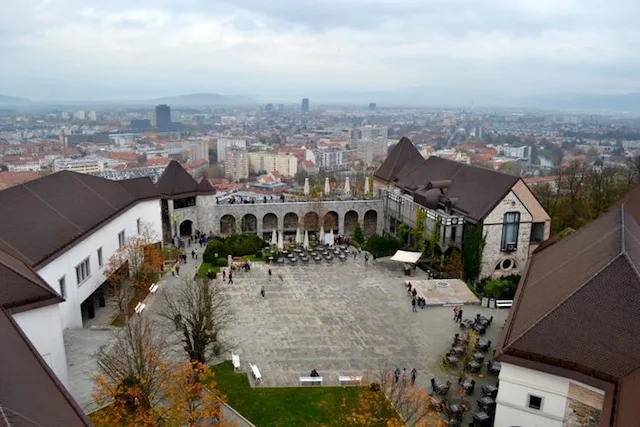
[473,352,485,363]
[488,361,501,375]
[466,361,481,372]
[472,412,491,426]
[290,258,297,263]
[445,355,459,365]
[268,257,274,263]
[477,339,490,351]
[450,346,464,356]
[287,253,293,258]
[477,396,495,411]
[481,384,498,398]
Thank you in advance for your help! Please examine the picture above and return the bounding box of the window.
[58,276,66,298]
[173,196,196,209]
[75,258,91,286]
[530,222,545,244]
[97,247,103,267]
[137,218,141,235]
[450,226,457,242]
[528,394,543,410]
[118,230,125,248]
[501,212,520,251]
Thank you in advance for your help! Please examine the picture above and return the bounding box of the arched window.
[501,212,520,252]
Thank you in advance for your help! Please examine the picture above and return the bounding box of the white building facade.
[495,363,605,427]
[217,138,247,162]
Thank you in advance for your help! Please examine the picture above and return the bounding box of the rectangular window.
[137,218,141,235]
[450,226,457,242]
[528,394,543,410]
[58,276,66,298]
[75,257,91,286]
[118,230,125,248]
[530,222,545,244]
[97,247,103,267]
[501,212,520,251]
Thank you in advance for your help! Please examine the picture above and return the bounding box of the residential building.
[73,111,85,120]
[494,186,640,426]
[0,172,162,387]
[356,138,387,166]
[314,147,351,171]
[248,151,298,177]
[301,98,309,113]
[225,148,249,182]
[373,137,550,278]
[217,138,247,162]
[494,144,531,160]
[155,104,171,130]
[53,156,104,174]
[369,102,377,111]
[87,111,97,121]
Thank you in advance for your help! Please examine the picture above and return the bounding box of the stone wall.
[174,196,383,238]
[481,190,533,279]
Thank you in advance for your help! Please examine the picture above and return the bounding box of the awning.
[389,250,422,264]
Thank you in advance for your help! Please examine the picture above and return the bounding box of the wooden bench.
[250,364,262,385]
[134,302,146,314]
[496,300,513,309]
[339,375,363,386]
[299,376,323,386]
[232,353,240,371]
[149,283,159,294]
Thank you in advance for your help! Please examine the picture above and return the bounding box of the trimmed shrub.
[217,258,228,267]
[364,235,403,259]
[255,251,263,259]
[203,234,266,263]
[207,270,217,280]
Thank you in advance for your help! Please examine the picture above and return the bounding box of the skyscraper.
[301,98,309,113]
[369,102,377,111]
[155,104,171,130]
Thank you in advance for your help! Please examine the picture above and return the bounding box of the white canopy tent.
[389,250,423,264]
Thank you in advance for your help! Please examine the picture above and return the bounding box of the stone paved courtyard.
[223,257,508,392]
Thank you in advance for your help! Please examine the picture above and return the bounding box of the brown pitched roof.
[155,160,198,197]
[0,248,62,313]
[375,140,519,221]
[374,137,423,183]
[495,199,640,425]
[0,307,90,427]
[0,171,156,268]
[118,176,159,200]
[196,177,216,195]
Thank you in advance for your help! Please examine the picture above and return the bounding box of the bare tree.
[94,315,167,412]
[161,276,234,364]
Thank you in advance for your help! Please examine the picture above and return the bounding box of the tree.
[294,169,309,186]
[205,165,225,179]
[137,152,148,165]
[352,224,365,245]
[340,364,446,426]
[103,221,163,315]
[498,161,522,176]
[444,250,463,278]
[411,209,428,252]
[93,316,167,425]
[161,276,234,364]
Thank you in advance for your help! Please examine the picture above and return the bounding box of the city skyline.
[1,0,640,102]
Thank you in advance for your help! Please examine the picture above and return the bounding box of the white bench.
[299,376,323,386]
[250,364,262,385]
[149,283,159,294]
[134,302,146,314]
[496,299,513,308]
[232,354,240,371]
[339,375,363,386]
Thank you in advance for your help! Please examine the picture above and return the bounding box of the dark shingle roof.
[155,160,198,197]
[118,176,160,200]
[374,137,423,183]
[0,171,155,268]
[196,178,216,195]
[0,248,62,312]
[0,307,90,427]
[375,139,519,221]
[495,195,640,424]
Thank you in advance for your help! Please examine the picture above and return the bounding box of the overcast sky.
[1,0,639,101]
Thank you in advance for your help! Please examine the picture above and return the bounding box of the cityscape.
[2,1,640,427]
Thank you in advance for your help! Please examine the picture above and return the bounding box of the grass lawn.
[198,262,221,278]
[211,361,379,427]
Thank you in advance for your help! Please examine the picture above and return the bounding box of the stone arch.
[241,214,257,233]
[344,210,359,235]
[263,213,277,231]
[495,258,518,272]
[303,212,319,230]
[179,219,193,236]
[324,211,339,232]
[220,215,236,235]
[283,212,299,231]
[363,210,378,236]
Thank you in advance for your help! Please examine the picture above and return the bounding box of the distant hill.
[0,95,30,105]
[150,93,257,106]
[513,93,640,112]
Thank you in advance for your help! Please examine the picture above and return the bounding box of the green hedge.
[363,235,403,259]
[478,274,521,299]
[203,234,266,264]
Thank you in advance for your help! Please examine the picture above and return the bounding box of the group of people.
[394,367,418,386]
[452,305,464,323]
[407,282,427,312]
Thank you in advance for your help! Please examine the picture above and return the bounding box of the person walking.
[222,270,226,280]
[268,269,272,280]
[364,253,369,266]
[175,265,180,277]
[412,297,417,312]
[260,286,265,298]
[456,307,463,323]
[194,248,198,260]
[394,368,401,384]
[170,265,176,277]
[411,368,417,386]
[228,272,233,284]
[191,249,195,260]
[453,305,459,321]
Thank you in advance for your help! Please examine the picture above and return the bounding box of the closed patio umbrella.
[324,177,330,196]
[278,230,284,251]
[303,177,310,196]
[271,229,277,246]
[303,230,310,249]
[344,177,351,197]
[364,175,370,195]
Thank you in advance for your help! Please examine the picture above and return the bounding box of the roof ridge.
[524,220,622,292]
[68,172,119,210]
[503,253,625,352]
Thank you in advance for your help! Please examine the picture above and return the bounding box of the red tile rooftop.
[0,171,41,190]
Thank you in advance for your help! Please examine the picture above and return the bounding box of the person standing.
[228,272,233,284]
[364,253,369,266]
[411,368,417,386]
[456,307,463,323]
[194,248,198,260]
[260,286,265,298]
[268,269,272,280]
[412,298,417,312]
[394,368,401,384]
[191,249,195,260]
[453,305,459,321]
[175,265,180,277]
